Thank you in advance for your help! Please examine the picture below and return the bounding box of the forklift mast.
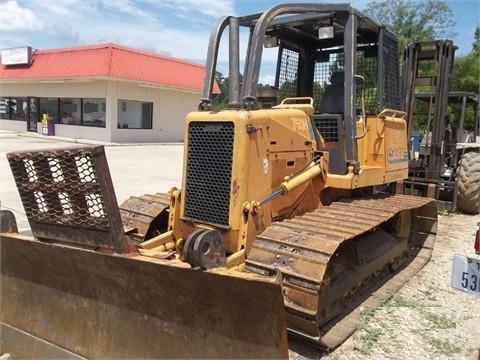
[402,40,456,178]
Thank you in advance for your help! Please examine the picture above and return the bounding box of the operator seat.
[320,71,344,114]
[313,71,346,175]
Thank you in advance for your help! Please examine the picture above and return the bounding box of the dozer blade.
[2,145,288,358]
[1,234,288,359]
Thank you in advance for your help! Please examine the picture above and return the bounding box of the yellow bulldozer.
[1,3,437,358]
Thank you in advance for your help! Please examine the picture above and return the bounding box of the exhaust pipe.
[228,17,241,109]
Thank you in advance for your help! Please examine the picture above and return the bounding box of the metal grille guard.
[6,145,126,253]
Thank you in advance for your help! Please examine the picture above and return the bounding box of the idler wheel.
[184,229,226,269]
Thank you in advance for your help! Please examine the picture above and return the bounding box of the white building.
[0,43,214,142]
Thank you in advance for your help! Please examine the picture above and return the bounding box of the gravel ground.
[292,212,480,360]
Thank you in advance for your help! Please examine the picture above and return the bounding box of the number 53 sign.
[451,254,480,295]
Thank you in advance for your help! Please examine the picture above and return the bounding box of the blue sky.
[0,0,478,83]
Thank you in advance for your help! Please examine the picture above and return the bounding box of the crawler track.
[245,194,437,349]
[119,193,170,242]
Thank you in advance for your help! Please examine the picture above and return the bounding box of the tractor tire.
[456,152,480,214]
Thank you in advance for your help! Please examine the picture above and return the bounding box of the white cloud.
[0,0,44,32]
[0,0,236,62]
[100,0,160,24]
[78,21,209,61]
[145,0,235,21]
[0,0,371,66]
[37,0,95,17]
[50,21,80,42]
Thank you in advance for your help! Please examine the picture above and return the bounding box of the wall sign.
[1,47,33,66]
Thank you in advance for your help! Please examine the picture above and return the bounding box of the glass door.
[27,97,38,132]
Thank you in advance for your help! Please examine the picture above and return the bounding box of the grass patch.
[355,307,383,355]
[359,307,378,326]
[354,292,457,356]
[356,294,458,356]
[387,294,456,329]
[424,335,461,357]
[386,313,403,353]
[358,328,382,355]
[423,311,457,329]
[386,294,425,309]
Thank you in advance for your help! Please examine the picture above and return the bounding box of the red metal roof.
[0,43,218,92]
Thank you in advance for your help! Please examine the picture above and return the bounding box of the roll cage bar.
[199,3,385,110]
[199,3,396,173]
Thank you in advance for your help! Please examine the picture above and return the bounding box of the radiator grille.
[184,122,234,226]
[313,116,340,143]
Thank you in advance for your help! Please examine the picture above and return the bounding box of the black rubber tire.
[456,152,480,214]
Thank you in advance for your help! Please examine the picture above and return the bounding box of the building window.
[28,97,39,131]
[83,98,106,127]
[29,97,39,119]
[1,97,107,128]
[6,97,28,121]
[117,100,152,129]
[1,97,38,123]
[39,97,59,123]
[0,97,9,119]
[60,98,81,125]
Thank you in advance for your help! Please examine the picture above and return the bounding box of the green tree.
[452,54,480,94]
[279,79,297,100]
[211,71,245,110]
[473,26,480,56]
[211,71,229,110]
[450,26,480,131]
[363,0,456,53]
